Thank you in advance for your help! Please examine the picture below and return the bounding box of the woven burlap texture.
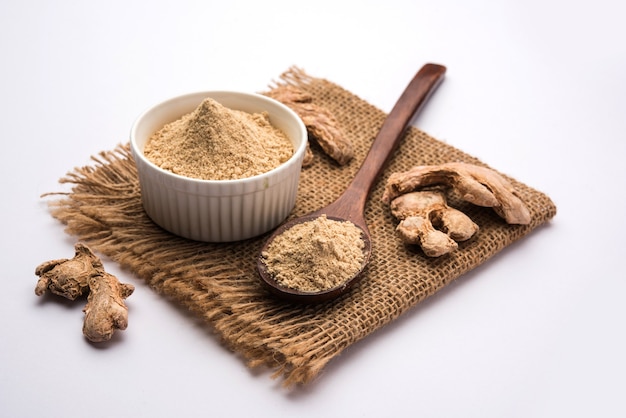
[47,68,557,386]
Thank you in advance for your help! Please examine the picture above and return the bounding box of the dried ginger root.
[382,162,531,225]
[35,243,102,300]
[35,243,134,342]
[83,272,135,343]
[264,84,353,166]
[390,191,479,257]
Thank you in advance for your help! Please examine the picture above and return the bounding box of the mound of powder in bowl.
[143,97,294,180]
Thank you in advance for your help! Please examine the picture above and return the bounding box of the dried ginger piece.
[390,191,479,257]
[264,84,353,166]
[302,142,314,167]
[383,162,531,225]
[35,243,134,342]
[83,272,135,343]
[35,243,102,300]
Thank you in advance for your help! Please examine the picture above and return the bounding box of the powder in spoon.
[261,215,365,293]
[143,97,293,180]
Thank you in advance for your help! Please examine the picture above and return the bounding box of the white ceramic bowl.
[130,91,307,242]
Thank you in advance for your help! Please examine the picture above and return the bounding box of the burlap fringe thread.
[45,67,557,386]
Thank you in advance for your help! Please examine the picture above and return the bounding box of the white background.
[2,1,625,417]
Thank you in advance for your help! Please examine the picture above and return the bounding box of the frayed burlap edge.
[44,68,557,387]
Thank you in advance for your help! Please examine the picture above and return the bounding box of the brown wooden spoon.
[257,63,447,303]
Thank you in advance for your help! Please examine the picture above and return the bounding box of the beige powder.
[261,215,365,293]
[144,97,293,180]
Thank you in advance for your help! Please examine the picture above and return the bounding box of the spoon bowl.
[257,213,372,303]
[257,63,447,303]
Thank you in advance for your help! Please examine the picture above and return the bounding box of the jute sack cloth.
[47,68,557,386]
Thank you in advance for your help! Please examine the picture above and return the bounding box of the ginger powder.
[144,97,293,180]
[261,215,365,293]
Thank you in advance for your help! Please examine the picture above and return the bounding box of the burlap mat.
[47,67,556,386]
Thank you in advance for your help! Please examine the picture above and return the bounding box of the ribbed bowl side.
[137,154,302,242]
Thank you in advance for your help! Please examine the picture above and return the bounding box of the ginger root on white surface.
[35,243,102,300]
[264,84,353,166]
[383,162,531,225]
[83,272,134,343]
[35,243,134,342]
[390,191,479,257]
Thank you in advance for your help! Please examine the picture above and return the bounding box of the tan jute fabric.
[47,67,557,386]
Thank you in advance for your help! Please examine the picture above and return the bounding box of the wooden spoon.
[257,63,447,303]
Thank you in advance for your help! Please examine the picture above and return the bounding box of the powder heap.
[261,215,366,293]
[143,98,293,180]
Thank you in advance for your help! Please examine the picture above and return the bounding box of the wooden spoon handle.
[336,63,446,213]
